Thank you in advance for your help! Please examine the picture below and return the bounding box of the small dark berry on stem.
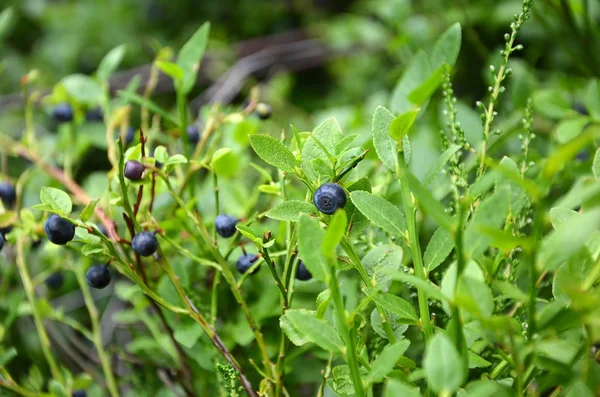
[44,214,76,245]
[85,108,104,122]
[313,183,347,215]
[0,234,4,252]
[215,214,239,238]
[0,224,13,237]
[72,390,87,397]
[573,102,589,116]
[132,231,159,257]
[255,103,272,120]
[296,261,312,281]
[86,265,111,289]
[52,103,74,123]
[124,160,145,181]
[45,272,64,290]
[0,182,17,208]
[236,253,259,274]
[187,125,200,145]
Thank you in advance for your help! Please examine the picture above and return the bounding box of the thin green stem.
[15,236,64,383]
[64,122,76,179]
[210,272,221,327]
[341,238,397,343]
[396,161,433,341]
[329,268,365,397]
[74,267,120,397]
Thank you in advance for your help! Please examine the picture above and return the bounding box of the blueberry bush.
[0,0,600,396]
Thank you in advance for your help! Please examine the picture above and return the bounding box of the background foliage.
[0,0,599,396]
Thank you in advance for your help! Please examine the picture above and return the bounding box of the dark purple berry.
[124,160,145,181]
[85,108,104,122]
[45,272,64,290]
[86,265,111,289]
[0,182,16,208]
[44,214,76,245]
[187,125,200,145]
[236,253,260,275]
[52,103,73,123]
[296,261,312,281]
[132,231,159,257]
[72,390,87,397]
[215,214,239,238]
[115,127,135,147]
[0,233,4,252]
[313,183,347,215]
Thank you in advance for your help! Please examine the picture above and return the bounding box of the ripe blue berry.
[0,233,4,253]
[187,125,200,145]
[72,390,87,397]
[86,265,111,289]
[573,103,589,116]
[44,214,76,245]
[0,182,16,208]
[313,183,347,215]
[255,103,272,120]
[236,253,259,274]
[85,108,104,122]
[296,261,312,281]
[215,215,239,238]
[52,103,73,123]
[0,224,13,237]
[45,272,64,290]
[132,231,159,257]
[124,160,145,181]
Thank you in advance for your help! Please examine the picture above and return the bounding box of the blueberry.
[51,103,74,123]
[85,108,104,122]
[72,390,87,397]
[132,231,158,257]
[313,183,347,215]
[44,214,76,245]
[86,265,111,289]
[0,233,4,252]
[0,182,16,208]
[0,224,13,237]
[124,160,145,181]
[115,127,135,147]
[296,261,312,281]
[573,103,589,116]
[255,103,272,120]
[236,253,260,274]
[576,150,590,162]
[45,272,64,290]
[187,125,200,145]
[215,214,239,238]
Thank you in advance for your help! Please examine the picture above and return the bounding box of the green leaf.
[496,157,528,217]
[424,227,454,272]
[298,214,328,282]
[385,379,420,397]
[48,380,68,397]
[301,118,343,182]
[464,380,512,397]
[565,381,595,397]
[153,145,168,164]
[404,171,454,231]
[584,79,600,120]
[390,108,420,142]
[371,309,409,340]
[370,290,418,323]
[455,276,494,318]
[266,200,317,222]
[422,144,461,186]
[81,243,109,257]
[80,198,98,223]
[553,249,594,303]
[248,134,298,173]
[385,269,449,302]
[173,323,203,348]
[538,207,600,271]
[118,90,179,126]
[556,116,590,143]
[362,244,403,290]
[40,187,73,216]
[176,22,210,95]
[0,8,14,39]
[316,289,332,319]
[593,148,600,179]
[372,106,398,172]
[322,210,347,258]
[97,45,126,82]
[424,332,465,394]
[464,187,509,259]
[279,309,343,353]
[345,177,372,237]
[533,89,571,119]
[164,154,188,167]
[368,339,411,384]
[62,74,103,103]
[407,66,444,105]
[350,191,406,236]
[468,351,491,368]
[431,23,462,68]
[330,365,367,395]
[543,126,600,178]
[390,50,432,114]
[155,60,185,82]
